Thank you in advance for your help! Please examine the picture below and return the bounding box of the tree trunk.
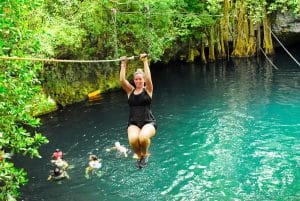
[247,21,256,56]
[231,0,248,57]
[208,27,215,62]
[262,8,274,55]
[217,24,226,58]
[200,37,207,63]
[256,23,261,56]
[222,0,230,57]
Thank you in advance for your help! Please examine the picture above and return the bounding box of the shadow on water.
[16,46,300,201]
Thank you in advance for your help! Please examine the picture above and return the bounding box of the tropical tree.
[0,0,48,200]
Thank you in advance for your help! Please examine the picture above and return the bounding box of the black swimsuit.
[128,88,157,129]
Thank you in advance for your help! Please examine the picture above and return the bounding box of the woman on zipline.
[120,53,156,169]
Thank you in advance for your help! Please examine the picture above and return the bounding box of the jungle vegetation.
[0,0,299,200]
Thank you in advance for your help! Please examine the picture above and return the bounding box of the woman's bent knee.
[140,124,156,139]
[127,125,140,146]
[138,135,149,145]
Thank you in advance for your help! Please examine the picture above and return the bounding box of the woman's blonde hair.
[134,68,145,78]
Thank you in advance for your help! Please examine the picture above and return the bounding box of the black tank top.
[128,88,156,127]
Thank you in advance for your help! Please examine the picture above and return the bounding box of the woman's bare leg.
[127,125,142,158]
[139,123,156,156]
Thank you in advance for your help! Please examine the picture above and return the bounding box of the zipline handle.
[140,53,148,59]
[119,54,149,62]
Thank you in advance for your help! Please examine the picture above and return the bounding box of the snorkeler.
[51,157,69,170]
[85,154,102,175]
[47,167,69,181]
[106,141,128,157]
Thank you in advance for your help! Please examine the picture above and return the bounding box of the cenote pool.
[17,47,300,201]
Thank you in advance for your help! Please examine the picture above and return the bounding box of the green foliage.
[0,160,27,201]
[246,0,265,24]
[243,0,300,24]
[0,0,48,200]
[38,0,217,62]
[207,0,223,15]
[268,0,300,17]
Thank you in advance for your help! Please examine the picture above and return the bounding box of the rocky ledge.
[272,13,300,46]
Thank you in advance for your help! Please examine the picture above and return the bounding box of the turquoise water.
[18,49,300,201]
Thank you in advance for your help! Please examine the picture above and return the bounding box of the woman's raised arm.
[120,57,134,95]
[141,53,153,97]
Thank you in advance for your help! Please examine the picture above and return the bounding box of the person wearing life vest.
[85,154,102,174]
[47,167,69,181]
[52,149,63,160]
[52,157,69,170]
[106,141,129,157]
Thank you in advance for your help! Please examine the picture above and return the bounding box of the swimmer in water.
[106,141,129,157]
[47,167,69,181]
[52,149,63,160]
[85,154,102,177]
[51,157,69,170]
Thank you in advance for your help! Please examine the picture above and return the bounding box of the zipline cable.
[116,11,224,17]
[268,26,300,67]
[0,55,139,63]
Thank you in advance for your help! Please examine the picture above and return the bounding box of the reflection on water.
[17,52,300,201]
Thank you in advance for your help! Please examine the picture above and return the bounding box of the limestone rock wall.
[272,13,300,46]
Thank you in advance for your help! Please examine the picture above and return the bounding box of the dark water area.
[17,45,300,201]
